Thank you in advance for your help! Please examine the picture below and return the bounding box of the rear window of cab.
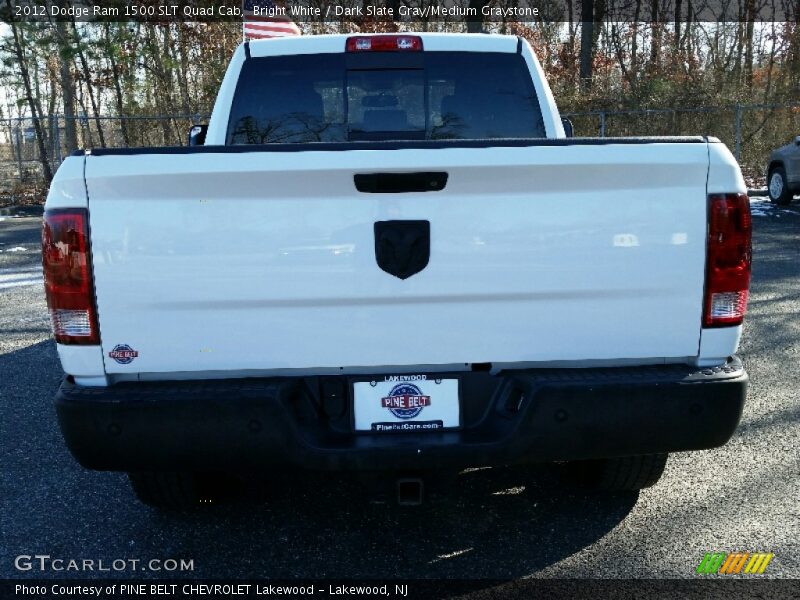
[226,51,546,144]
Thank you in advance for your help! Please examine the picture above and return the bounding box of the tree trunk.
[162,25,185,142]
[567,0,575,53]
[593,0,605,47]
[743,0,756,88]
[74,85,95,147]
[684,2,693,59]
[6,11,53,184]
[630,0,642,81]
[103,23,130,147]
[762,21,778,99]
[145,27,174,144]
[30,46,48,147]
[56,19,78,153]
[789,18,800,90]
[649,0,660,66]
[733,20,745,84]
[70,19,107,147]
[580,0,594,90]
[467,0,489,33]
[611,24,629,82]
[176,25,192,116]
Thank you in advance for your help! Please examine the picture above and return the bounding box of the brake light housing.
[346,35,423,52]
[42,208,100,344]
[703,193,752,327]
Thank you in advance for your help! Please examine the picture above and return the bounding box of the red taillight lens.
[346,35,423,52]
[42,208,99,344]
[704,193,752,327]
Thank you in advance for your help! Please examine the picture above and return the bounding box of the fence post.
[49,115,55,167]
[56,114,62,163]
[51,114,62,167]
[599,111,606,137]
[14,125,23,183]
[734,104,742,161]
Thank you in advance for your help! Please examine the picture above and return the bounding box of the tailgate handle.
[354,172,448,193]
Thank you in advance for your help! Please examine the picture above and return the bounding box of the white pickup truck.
[45,33,750,508]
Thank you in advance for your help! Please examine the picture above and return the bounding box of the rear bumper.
[56,358,747,472]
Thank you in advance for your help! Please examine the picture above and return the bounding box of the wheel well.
[767,161,783,175]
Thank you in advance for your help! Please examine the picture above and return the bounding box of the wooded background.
[1,0,800,201]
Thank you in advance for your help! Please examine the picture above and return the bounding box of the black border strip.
[3,577,797,598]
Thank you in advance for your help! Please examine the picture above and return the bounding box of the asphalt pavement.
[0,200,798,585]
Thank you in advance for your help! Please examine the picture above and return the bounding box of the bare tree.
[5,3,53,184]
[70,19,106,147]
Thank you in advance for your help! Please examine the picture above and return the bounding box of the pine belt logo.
[108,344,138,365]
[381,383,431,420]
[696,552,774,575]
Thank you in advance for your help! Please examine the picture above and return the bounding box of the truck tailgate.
[86,143,709,375]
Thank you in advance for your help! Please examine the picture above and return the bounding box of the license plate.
[353,375,460,433]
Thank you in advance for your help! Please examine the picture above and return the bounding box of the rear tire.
[768,167,792,206]
[563,453,668,491]
[128,472,217,509]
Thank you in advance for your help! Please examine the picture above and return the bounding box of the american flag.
[243,0,301,40]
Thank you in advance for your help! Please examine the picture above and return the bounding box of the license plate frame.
[351,374,461,433]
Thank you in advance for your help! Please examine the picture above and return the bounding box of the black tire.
[128,472,217,509]
[563,453,668,491]
[768,166,792,206]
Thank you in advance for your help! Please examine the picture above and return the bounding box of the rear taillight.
[703,193,752,327]
[42,208,99,344]
[346,35,423,52]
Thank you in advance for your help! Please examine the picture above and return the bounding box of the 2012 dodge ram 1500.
[44,33,750,507]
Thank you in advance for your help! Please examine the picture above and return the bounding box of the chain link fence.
[0,114,206,205]
[2,103,799,205]
[563,102,800,187]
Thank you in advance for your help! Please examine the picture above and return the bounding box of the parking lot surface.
[1,200,798,582]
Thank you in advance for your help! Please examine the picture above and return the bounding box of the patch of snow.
[0,266,41,275]
[749,197,776,217]
[0,267,43,290]
[0,278,43,290]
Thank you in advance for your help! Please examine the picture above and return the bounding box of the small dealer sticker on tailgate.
[353,375,459,432]
[108,344,138,365]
